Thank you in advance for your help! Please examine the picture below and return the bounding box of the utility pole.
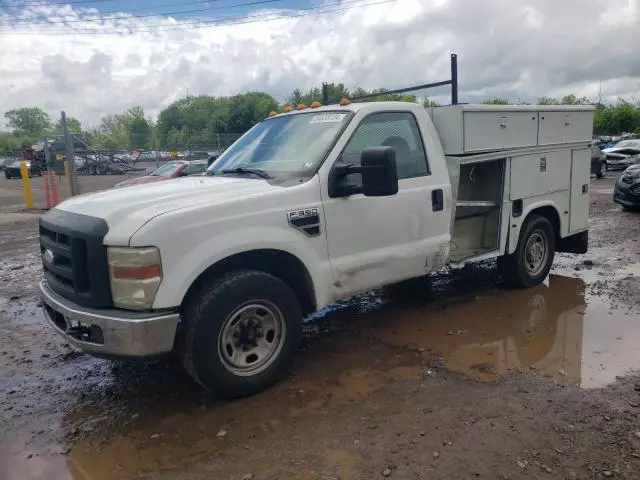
[61,111,78,196]
[41,126,50,169]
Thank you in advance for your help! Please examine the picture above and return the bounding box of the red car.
[114,160,208,188]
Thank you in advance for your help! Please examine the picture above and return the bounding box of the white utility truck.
[39,98,594,397]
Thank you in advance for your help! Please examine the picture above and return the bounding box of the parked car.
[590,145,607,178]
[4,160,43,179]
[602,139,640,171]
[113,160,208,188]
[0,157,12,172]
[136,151,156,161]
[613,164,640,210]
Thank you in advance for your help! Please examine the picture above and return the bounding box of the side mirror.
[329,146,399,198]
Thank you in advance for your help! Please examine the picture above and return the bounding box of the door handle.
[432,189,444,212]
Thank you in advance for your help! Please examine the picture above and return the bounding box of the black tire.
[595,161,607,179]
[180,269,302,398]
[622,205,640,212]
[96,162,108,175]
[4,172,11,179]
[498,215,556,288]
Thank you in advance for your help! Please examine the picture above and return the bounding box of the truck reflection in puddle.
[358,274,585,385]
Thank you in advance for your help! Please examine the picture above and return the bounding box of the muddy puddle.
[366,274,640,388]
[2,269,640,479]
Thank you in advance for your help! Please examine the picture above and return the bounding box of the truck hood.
[54,176,282,240]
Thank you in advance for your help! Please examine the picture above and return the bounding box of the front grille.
[39,210,112,308]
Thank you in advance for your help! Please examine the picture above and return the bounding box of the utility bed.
[427,104,595,264]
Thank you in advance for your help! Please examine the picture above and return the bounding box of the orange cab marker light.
[340,98,351,106]
[282,105,293,113]
[297,103,306,110]
[112,264,161,280]
[310,101,321,108]
[268,111,278,117]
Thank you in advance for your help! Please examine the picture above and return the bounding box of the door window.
[340,112,429,179]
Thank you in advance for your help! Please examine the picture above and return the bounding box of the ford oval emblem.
[43,249,55,265]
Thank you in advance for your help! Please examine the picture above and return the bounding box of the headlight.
[107,247,162,310]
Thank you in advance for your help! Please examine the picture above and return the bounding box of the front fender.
[149,225,332,310]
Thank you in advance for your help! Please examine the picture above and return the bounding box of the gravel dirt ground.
[1,172,639,480]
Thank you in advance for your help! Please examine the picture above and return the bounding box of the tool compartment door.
[569,148,590,233]
[509,149,571,200]
[464,111,538,153]
[538,111,593,146]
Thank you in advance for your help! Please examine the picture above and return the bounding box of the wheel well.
[526,206,561,243]
[181,249,316,315]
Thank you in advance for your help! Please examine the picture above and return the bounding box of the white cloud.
[0,0,639,128]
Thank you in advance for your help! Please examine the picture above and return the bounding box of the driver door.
[322,111,450,299]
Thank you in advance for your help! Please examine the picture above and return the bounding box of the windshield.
[613,140,640,149]
[208,111,352,178]
[150,162,182,177]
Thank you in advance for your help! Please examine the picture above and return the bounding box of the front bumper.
[39,280,179,358]
[607,160,634,170]
[613,183,640,207]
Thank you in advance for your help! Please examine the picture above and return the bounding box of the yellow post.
[20,162,34,209]
[62,160,71,199]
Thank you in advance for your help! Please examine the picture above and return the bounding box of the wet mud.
[1,175,640,479]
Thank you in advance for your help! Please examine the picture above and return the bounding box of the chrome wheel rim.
[218,301,285,376]
[600,163,607,176]
[524,231,548,277]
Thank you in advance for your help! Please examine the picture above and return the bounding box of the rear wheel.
[180,270,302,398]
[498,215,555,288]
[595,161,607,179]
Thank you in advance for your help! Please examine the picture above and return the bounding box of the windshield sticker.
[309,113,347,124]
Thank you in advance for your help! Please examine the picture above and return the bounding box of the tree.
[286,83,350,106]
[155,92,277,149]
[537,96,560,105]
[352,88,417,103]
[560,94,589,105]
[481,98,511,105]
[128,106,150,149]
[423,98,440,107]
[4,107,51,137]
[227,92,279,133]
[52,116,82,135]
[0,132,31,155]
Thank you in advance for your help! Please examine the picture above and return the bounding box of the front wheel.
[180,270,302,398]
[498,215,556,288]
[596,161,607,179]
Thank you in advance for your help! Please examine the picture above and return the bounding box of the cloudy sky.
[0,0,639,128]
